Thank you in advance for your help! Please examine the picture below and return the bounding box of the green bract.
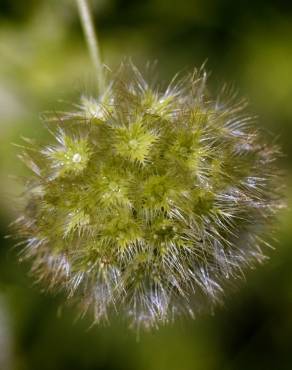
[15,63,282,329]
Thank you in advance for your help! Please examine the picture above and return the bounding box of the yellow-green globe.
[15,63,283,330]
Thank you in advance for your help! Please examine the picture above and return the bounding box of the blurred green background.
[0,0,291,369]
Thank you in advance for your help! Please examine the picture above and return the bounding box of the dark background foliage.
[0,1,291,369]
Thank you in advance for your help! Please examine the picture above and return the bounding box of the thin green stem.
[76,0,105,93]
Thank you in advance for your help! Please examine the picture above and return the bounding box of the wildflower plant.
[13,0,283,330]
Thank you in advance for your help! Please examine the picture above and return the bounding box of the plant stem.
[76,0,105,93]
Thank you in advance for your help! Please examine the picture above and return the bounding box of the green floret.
[113,120,158,165]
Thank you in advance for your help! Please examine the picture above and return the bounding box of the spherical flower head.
[15,63,283,330]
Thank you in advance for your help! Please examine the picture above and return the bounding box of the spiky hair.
[14,63,282,330]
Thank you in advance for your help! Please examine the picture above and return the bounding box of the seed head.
[14,63,283,330]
